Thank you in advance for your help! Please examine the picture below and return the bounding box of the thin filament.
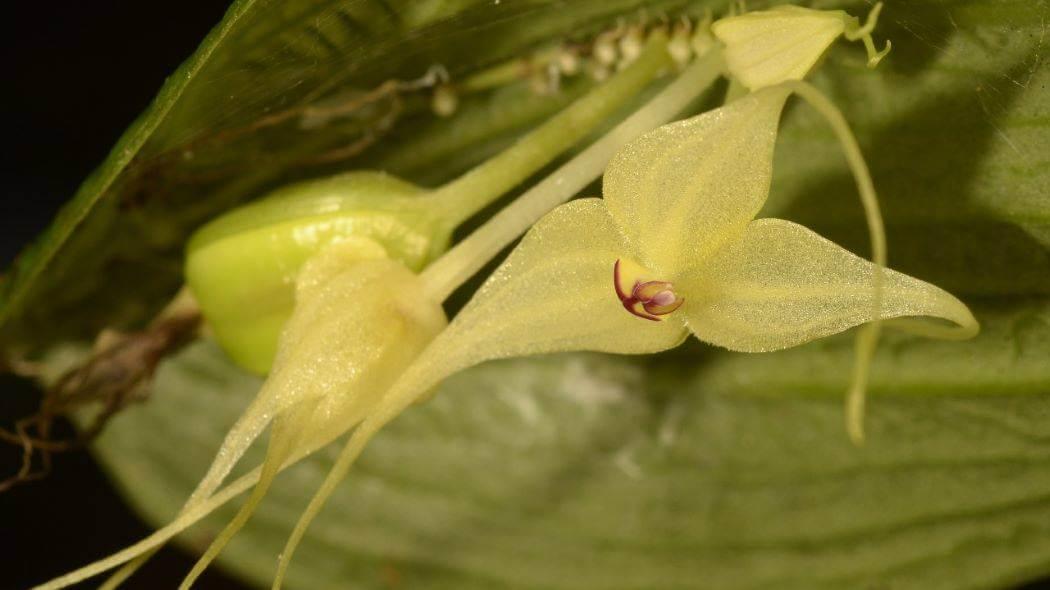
[785,80,885,444]
[270,424,380,589]
[178,406,312,589]
[100,388,287,588]
[33,413,344,590]
[843,2,892,67]
[271,362,444,589]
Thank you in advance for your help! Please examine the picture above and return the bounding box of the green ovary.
[185,171,448,374]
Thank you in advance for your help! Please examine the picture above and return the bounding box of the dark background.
[1,3,248,589]
[2,3,1050,590]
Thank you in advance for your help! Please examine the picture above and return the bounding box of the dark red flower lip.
[614,259,684,322]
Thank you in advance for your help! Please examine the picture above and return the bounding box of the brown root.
[0,292,201,492]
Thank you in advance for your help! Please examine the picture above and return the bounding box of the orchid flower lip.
[613,259,685,322]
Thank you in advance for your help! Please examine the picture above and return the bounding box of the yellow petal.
[270,255,447,448]
[680,218,977,352]
[602,85,792,275]
[189,254,443,508]
[711,6,846,91]
[269,202,693,571]
[439,198,688,365]
[395,199,688,413]
[180,256,446,586]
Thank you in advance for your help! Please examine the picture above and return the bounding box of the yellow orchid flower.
[266,82,978,586]
[33,9,963,589]
[399,84,976,395]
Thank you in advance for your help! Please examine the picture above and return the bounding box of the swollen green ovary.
[186,213,438,374]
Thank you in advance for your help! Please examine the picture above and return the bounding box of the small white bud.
[431,85,458,118]
[668,26,693,67]
[557,48,580,76]
[593,33,619,66]
[618,28,644,65]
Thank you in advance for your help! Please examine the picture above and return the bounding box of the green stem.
[432,32,672,230]
[422,48,725,302]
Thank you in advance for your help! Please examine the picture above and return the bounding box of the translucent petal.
[267,254,447,461]
[602,85,792,276]
[174,253,445,537]
[424,198,688,384]
[711,7,846,91]
[680,219,978,352]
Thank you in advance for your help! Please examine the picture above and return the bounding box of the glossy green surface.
[185,171,446,373]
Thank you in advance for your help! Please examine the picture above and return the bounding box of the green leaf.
[87,298,1050,589]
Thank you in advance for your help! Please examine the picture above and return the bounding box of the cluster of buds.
[430,11,721,111]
